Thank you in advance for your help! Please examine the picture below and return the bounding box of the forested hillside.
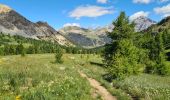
[0,33,98,56]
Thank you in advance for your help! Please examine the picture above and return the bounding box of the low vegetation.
[0,54,93,100]
[113,74,170,99]
[0,12,170,100]
[0,33,99,56]
[103,12,170,81]
[0,54,170,99]
[75,54,170,99]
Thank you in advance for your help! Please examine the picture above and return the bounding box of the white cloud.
[97,0,108,4]
[163,13,170,17]
[133,0,169,4]
[63,23,81,27]
[69,5,113,19]
[159,0,169,3]
[129,11,150,20]
[154,4,170,17]
[133,0,152,4]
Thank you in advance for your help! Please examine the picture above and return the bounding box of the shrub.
[55,47,63,63]
[145,32,169,75]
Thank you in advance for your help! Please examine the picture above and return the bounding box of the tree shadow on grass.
[89,61,113,82]
[102,73,114,83]
[166,52,170,61]
[89,61,105,68]
[50,61,63,64]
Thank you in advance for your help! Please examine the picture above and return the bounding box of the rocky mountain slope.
[133,16,156,32]
[59,26,111,48]
[147,16,170,33]
[0,4,162,48]
[0,4,72,46]
[58,16,155,48]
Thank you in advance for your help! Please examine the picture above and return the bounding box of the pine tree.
[55,47,63,63]
[0,47,4,55]
[17,43,25,57]
[103,12,145,80]
[9,45,16,55]
[4,45,10,55]
[162,29,170,48]
[146,32,169,75]
[27,46,35,54]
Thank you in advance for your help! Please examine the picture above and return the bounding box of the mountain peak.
[134,16,156,23]
[0,4,12,13]
[135,16,147,19]
[133,16,156,32]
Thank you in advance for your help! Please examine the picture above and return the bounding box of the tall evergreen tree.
[17,43,25,57]
[0,47,4,55]
[146,32,169,75]
[55,47,63,64]
[162,29,170,49]
[103,12,145,80]
[4,45,10,55]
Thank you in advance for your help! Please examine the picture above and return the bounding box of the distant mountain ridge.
[147,16,170,33]
[0,4,73,46]
[0,3,168,48]
[58,16,156,47]
[59,26,111,48]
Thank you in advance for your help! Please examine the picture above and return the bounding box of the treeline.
[0,33,100,56]
[103,12,170,80]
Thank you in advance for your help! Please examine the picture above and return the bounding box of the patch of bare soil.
[79,71,117,100]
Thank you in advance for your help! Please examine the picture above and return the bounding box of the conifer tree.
[103,12,145,80]
[162,29,170,48]
[17,43,25,57]
[0,47,4,55]
[4,45,10,55]
[55,47,63,63]
[146,32,169,75]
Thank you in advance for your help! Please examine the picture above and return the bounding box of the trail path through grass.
[79,71,117,100]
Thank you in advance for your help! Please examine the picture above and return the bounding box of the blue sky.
[0,0,170,29]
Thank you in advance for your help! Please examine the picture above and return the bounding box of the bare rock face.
[133,16,156,32]
[59,26,111,48]
[35,21,57,37]
[0,4,72,46]
[58,16,157,47]
[0,4,159,48]
[147,16,170,33]
[0,10,37,38]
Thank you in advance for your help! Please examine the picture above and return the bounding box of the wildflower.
[15,95,21,100]
[0,59,3,64]
[59,67,65,70]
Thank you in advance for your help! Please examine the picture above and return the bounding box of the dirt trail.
[79,71,117,100]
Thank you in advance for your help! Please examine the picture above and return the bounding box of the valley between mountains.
[0,4,156,48]
[0,2,170,100]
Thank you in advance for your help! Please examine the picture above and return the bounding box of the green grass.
[72,54,132,100]
[165,61,170,75]
[0,54,170,100]
[71,54,170,100]
[0,54,92,100]
[165,49,170,53]
[113,74,170,100]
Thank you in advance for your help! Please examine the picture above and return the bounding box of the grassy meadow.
[0,54,170,100]
[0,54,93,100]
[76,54,170,100]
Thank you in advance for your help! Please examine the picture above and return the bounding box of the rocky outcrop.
[0,4,73,46]
[132,16,156,32]
[59,26,111,48]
